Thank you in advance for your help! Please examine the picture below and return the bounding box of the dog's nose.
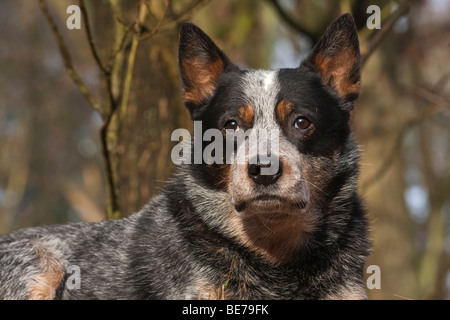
[248,161,283,186]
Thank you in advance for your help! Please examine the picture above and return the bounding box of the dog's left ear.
[301,13,361,108]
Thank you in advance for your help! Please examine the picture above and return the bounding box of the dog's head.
[178,14,361,264]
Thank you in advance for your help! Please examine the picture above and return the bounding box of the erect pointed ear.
[178,23,234,119]
[301,13,361,107]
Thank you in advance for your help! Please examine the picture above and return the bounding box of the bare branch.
[120,1,152,122]
[38,0,102,114]
[266,0,319,43]
[40,0,121,219]
[361,98,447,193]
[153,0,211,33]
[171,0,211,23]
[361,4,410,67]
[107,21,132,70]
[406,84,450,109]
[78,0,110,75]
[77,0,122,219]
[139,0,170,41]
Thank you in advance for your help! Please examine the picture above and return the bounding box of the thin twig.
[79,0,110,75]
[107,19,132,70]
[266,0,320,43]
[151,0,211,34]
[361,4,410,67]
[361,101,447,193]
[139,0,170,41]
[171,0,210,22]
[119,1,151,123]
[120,0,170,123]
[407,85,450,109]
[78,0,116,115]
[119,37,139,123]
[38,0,102,114]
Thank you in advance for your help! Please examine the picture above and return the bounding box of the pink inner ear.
[313,48,360,101]
[181,56,225,106]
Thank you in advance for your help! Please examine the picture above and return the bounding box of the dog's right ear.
[178,23,234,119]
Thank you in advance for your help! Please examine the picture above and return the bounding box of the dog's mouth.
[233,194,308,217]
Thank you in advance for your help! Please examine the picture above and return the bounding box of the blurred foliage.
[0,0,449,299]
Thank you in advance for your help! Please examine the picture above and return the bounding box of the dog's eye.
[224,120,240,131]
[293,117,312,130]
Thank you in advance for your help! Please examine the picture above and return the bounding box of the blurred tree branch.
[361,76,450,193]
[265,0,321,43]
[38,0,102,114]
[120,0,169,123]
[79,0,109,76]
[37,0,155,219]
[360,2,410,67]
[38,0,208,219]
[39,0,122,218]
[79,0,121,219]
[266,0,411,68]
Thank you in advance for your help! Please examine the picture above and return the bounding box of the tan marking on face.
[28,239,66,300]
[182,56,225,105]
[276,100,295,123]
[238,105,254,126]
[314,49,360,100]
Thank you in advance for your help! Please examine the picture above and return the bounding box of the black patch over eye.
[224,120,240,131]
[293,117,312,130]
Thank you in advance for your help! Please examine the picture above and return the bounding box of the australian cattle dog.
[0,13,370,299]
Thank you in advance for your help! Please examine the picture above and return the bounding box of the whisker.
[256,215,278,235]
[302,179,326,194]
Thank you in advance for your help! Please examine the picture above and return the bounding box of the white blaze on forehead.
[241,70,280,130]
[238,70,281,173]
[263,71,276,91]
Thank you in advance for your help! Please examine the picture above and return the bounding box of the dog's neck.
[226,209,317,265]
[179,167,321,265]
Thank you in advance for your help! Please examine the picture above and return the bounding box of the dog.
[0,13,370,300]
